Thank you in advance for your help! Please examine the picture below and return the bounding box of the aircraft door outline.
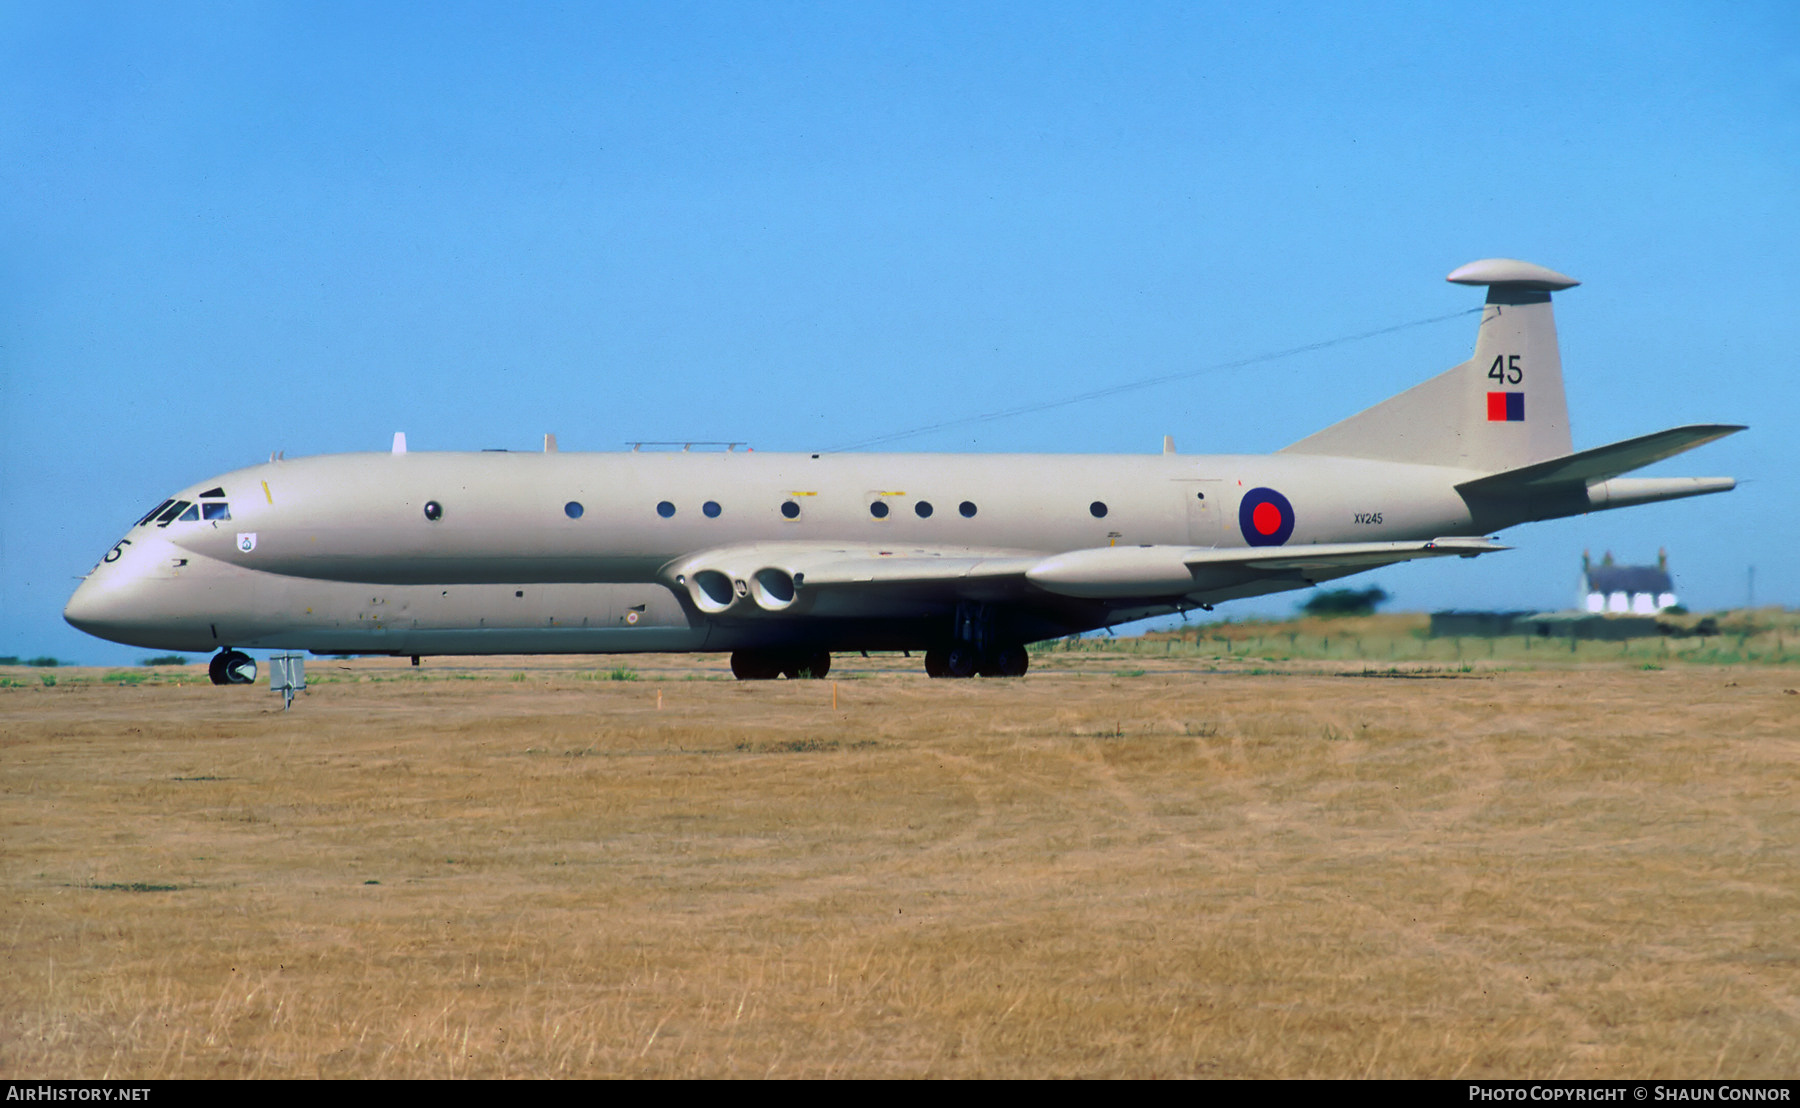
[1175,480,1224,546]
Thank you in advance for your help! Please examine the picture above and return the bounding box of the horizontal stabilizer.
[1457,424,1745,499]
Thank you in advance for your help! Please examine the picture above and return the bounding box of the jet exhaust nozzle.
[750,568,797,612]
[689,569,737,614]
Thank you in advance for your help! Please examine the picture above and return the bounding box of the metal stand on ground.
[270,652,306,710]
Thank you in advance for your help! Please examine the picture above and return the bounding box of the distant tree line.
[1299,587,1390,617]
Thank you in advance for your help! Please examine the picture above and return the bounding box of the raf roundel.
[1237,487,1295,547]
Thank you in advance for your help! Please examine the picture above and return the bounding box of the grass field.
[3,623,1797,1078]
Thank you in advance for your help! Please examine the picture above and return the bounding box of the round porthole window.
[703,500,722,518]
[781,501,800,519]
[423,501,443,521]
[915,500,933,518]
[657,501,676,518]
[1090,501,1108,518]
[959,501,977,518]
[870,501,889,519]
[565,501,584,519]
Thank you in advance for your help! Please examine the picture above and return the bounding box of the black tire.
[221,650,257,685]
[794,650,831,679]
[208,652,230,686]
[923,648,949,678]
[989,644,1029,677]
[944,644,979,679]
[730,650,781,680]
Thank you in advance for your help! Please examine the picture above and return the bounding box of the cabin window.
[565,501,584,519]
[201,503,232,521]
[1090,501,1108,518]
[137,500,175,527]
[424,501,443,521]
[781,501,800,519]
[657,501,676,518]
[155,501,191,526]
[703,500,722,518]
[915,501,933,518]
[869,501,889,519]
[959,501,977,518]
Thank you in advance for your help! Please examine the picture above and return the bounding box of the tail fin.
[1281,259,1578,473]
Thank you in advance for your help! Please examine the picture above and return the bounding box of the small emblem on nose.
[237,532,258,553]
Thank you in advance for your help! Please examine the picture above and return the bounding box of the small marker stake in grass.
[833,680,838,710]
[656,688,663,710]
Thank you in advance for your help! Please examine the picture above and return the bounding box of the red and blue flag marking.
[1487,392,1525,422]
[1238,487,1295,547]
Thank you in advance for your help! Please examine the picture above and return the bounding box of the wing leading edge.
[662,537,1508,615]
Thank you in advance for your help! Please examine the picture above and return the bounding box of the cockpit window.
[201,502,231,521]
[137,500,175,527]
[155,501,191,526]
[176,504,200,522]
[198,487,226,498]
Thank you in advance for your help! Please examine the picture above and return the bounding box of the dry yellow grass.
[2,652,1797,1078]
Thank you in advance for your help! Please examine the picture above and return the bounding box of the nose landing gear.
[208,649,257,686]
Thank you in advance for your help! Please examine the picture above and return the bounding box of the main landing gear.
[730,648,832,681]
[923,601,1029,678]
[208,649,257,686]
[922,642,1029,679]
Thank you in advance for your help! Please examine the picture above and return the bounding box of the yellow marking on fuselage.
[262,481,273,504]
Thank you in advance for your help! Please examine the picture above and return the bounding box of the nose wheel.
[208,649,257,686]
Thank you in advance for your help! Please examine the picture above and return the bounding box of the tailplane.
[1281,259,1578,473]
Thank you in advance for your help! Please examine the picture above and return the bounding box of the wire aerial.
[827,306,1483,452]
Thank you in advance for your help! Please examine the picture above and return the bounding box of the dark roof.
[1586,565,1672,594]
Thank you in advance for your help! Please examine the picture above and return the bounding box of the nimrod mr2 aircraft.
[67,259,1741,683]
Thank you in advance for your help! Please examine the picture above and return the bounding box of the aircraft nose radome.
[64,574,123,637]
[65,584,101,636]
[64,559,165,645]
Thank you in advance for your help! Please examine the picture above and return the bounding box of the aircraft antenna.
[827,307,1479,452]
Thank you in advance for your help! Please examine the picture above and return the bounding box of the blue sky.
[3,2,1795,664]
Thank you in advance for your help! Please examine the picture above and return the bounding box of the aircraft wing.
[1027,538,1508,598]
[664,538,1507,613]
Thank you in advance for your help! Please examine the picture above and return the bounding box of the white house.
[1582,550,1678,614]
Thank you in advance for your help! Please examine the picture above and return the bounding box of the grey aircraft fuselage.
[65,449,1484,657]
[64,259,1742,678]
